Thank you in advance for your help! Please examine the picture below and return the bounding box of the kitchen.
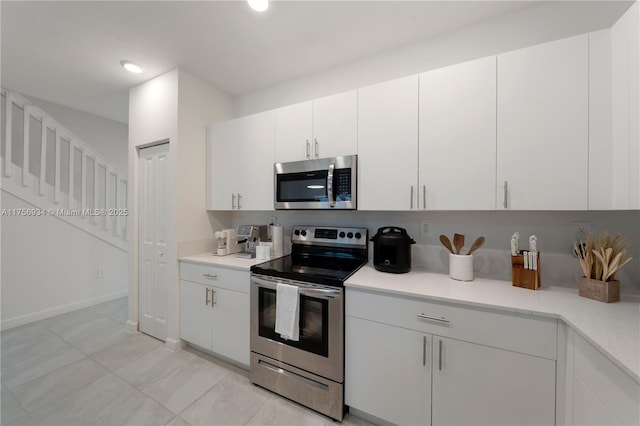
[1,1,639,425]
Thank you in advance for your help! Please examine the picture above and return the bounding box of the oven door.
[250,274,344,382]
[274,155,356,210]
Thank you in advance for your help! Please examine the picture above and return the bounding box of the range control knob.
[301,230,307,237]
[294,229,300,236]
[339,231,346,238]
[347,232,354,239]
[355,232,362,239]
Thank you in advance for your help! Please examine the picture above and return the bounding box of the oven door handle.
[251,276,341,299]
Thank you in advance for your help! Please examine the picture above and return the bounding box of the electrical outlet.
[572,222,591,241]
[420,221,430,237]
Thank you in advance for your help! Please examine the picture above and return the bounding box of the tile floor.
[1,297,372,426]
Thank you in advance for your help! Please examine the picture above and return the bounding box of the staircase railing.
[1,89,128,251]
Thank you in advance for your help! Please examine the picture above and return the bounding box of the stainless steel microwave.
[274,155,357,210]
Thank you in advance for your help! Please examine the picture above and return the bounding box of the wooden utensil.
[467,236,485,255]
[453,233,465,254]
[439,235,455,254]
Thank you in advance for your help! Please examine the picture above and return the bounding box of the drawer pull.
[205,288,211,306]
[439,339,443,371]
[417,313,450,324]
[203,273,218,280]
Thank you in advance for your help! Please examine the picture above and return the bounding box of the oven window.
[258,287,329,357]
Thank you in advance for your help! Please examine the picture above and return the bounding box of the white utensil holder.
[449,253,474,281]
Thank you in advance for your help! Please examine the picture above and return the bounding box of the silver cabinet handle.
[327,163,335,208]
[231,193,236,209]
[503,181,508,209]
[314,138,319,158]
[237,193,242,209]
[211,289,216,306]
[422,335,427,366]
[306,139,310,159]
[410,186,414,209]
[205,288,211,306]
[416,313,450,324]
[203,273,218,280]
[423,185,426,209]
[439,339,443,371]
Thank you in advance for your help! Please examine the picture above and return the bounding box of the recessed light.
[247,0,268,12]
[120,60,143,74]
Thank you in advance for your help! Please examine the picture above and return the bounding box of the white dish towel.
[275,283,300,341]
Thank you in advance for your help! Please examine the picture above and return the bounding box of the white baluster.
[4,93,12,177]
[39,118,47,196]
[81,148,87,216]
[22,105,31,187]
[94,161,100,225]
[69,140,75,209]
[54,133,61,204]
[105,166,111,232]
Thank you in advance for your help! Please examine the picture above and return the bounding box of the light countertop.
[179,252,268,271]
[346,265,640,384]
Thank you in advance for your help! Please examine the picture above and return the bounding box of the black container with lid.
[370,226,416,274]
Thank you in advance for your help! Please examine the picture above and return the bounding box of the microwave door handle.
[327,163,335,207]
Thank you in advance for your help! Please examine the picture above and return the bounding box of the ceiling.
[0,1,633,124]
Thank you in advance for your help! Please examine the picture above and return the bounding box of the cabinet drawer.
[179,262,250,294]
[346,288,556,359]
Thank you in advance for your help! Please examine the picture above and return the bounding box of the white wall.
[127,69,179,342]
[0,94,129,330]
[177,69,233,256]
[234,1,632,117]
[1,191,127,329]
[24,95,128,172]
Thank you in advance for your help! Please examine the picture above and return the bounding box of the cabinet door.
[275,101,312,163]
[419,57,496,210]
[236,110,276,210]
[497,34,588,210]
[312,90,357,159]
[206,120,237,210]
[432,336,556,426]
[179,280,213,350]
[345,316,431,425]
[358,76,419,210]
[211,287,250,366]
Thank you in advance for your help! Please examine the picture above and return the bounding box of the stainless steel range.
[249,225,368,421]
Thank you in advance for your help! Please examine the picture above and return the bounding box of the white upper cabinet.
[358,75,419,210]
[275,90,357,163]
[236,111,276,210]
[497,34,589,210]
[419,57,497,210]
[207,110,275,211]
[207,120,237,210]
[312,91,358,159]
[275,101,312,163]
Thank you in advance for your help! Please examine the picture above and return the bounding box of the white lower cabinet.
[432,336,556,426]
[565,329,640,426]
[346,316,431,425]
[179,262,250,367]
[345,288,557,425]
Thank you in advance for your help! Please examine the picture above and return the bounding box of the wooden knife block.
[511,252,541,290]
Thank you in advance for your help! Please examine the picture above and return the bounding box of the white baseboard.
[126,320,139,334]
[165,337,185,353]
[1,289,128,331]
